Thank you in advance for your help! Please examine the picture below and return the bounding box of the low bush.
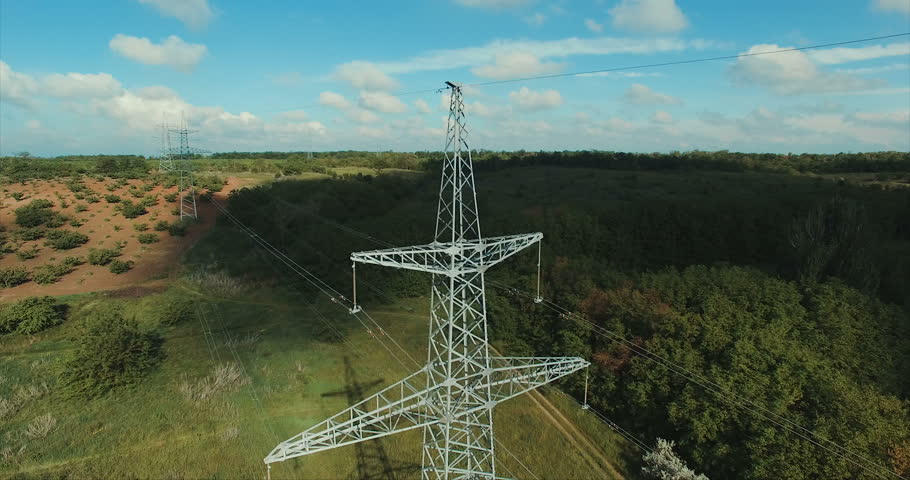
[44,230,89,250]
[14,200,55,227]
[60,309,162,399]
[61,256,85,267]
[74,203,88,212]
[87,247,121,266]
[15,227,45,241]
[104,194,121,204]
[16,246,41,260]
[140,195,158,207]
[154,220,169,231]
[137,233,159,244]
[0,267,30,288]
[133,223,149,232]
[31,263,72,285]
[158,296,195,326]
[118,200,147,219]
[108,259,134,274]
[10,192,25,201]
[168,222,187,237]
[0,296,64,335]
[85,194,100,204]
[163,192,178,203]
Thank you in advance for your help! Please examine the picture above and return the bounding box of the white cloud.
[584,19,603,33]
[274,110,309,121]
[109,34,207,72]
[873,0,910,14]
[838,63,910,75]
[609,0,688,34]
[25,120,41,130]
[576,71,660,78]
[137,0,214,29]
[622,84,681,105]
[454,0,534,8]
[359,91,408,113]
[319,91,353,110]
[651,110,674,123]
[472,52,565,80]
[525,12,546,26]
[264,121,327,137]
[349,109,380,124]
[374,36,715,74]
[508,86,564,111]
[43,72,123,98]
[853,109,910,125]
[0,61,39,108]
[414,99,431,114]
[467,101,512,118]
[333,61,399,91]
[808,42,910,65]
[730,44,882,95]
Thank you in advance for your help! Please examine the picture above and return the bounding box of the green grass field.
[1,276,635,479]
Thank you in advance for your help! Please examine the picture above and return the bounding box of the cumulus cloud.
[730,44,882,94]
[0,61,39,108]
[622,84,681,105]
[319,91,353,110]
[137,0,215,29]
[873,0,910,14]
[609,0,688,34]
[375,36,715,74]
[852,109,910,125]
[454,0,534,8]
[584,19,603,33]
[467,101,512,118]
[43,73,123,98]
[109,34,207,72]
[359,91,408,113]
[508,86,564,111]
[414,99,431,114]
[472,52,565,80]
[651,110,674,123]
[333,61,399,91]
[808,42,910,65]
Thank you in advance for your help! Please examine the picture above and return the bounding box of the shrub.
[159,297,195,326]
[0,267,30,288]
[137,233,159,244]
[133,223,149,232]
[154,220,169,232]
[108,259,134,274]
[104,194,121,204]
[118,200,147,219]
[140,195,158,207]
[61,256,85,267]
[87,247,121,266]
[44,230,89,250]
[14,200,55,227]
[0,297,64,335]
[60,310,162,398]
[16,246,41,260]
[167,222,187,237]
[31,263,72,285]
[163,192,178,203]
[85,194,100,204]
[74,203,88,213]
[16,227,45,241]
[10,192,25,201]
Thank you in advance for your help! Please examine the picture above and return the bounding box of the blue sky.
[1,0,908,156]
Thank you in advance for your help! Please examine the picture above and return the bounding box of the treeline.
[4,150,908,182]
[193,167,910,479]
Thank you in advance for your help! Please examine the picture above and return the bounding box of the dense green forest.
[183,164,910,479]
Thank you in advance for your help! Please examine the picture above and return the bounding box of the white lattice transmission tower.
[264,82,589,479]
[167,115,204,220]
[158,115,176,173]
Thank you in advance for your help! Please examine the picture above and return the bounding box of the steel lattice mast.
[169,116,200,220]
[264,82,589,479]
[158,115,176,173]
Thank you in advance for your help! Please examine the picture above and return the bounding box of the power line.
[261,32,909,114]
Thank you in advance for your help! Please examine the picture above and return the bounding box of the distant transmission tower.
[157,115,176,173]
[168,115,207,220]
[264,82,589,479]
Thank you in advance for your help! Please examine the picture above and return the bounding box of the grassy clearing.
[0,283,632,479]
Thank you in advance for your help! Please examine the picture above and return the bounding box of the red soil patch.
[1,177,248,302]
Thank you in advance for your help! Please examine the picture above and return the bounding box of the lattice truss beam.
[264,356,589,463]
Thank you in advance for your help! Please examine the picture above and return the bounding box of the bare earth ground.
[1,177,247,302]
